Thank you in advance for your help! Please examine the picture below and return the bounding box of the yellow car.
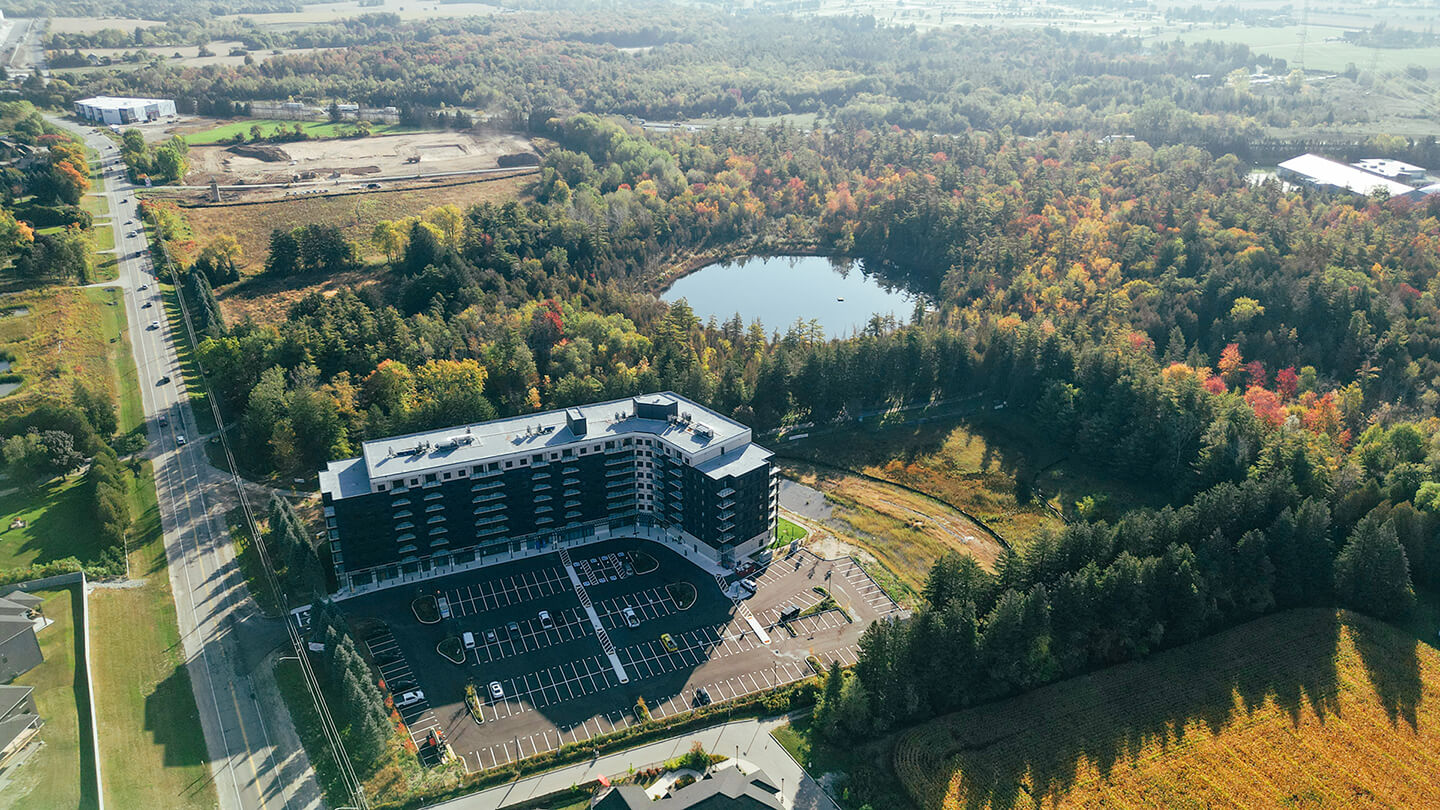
[660,633,678,653]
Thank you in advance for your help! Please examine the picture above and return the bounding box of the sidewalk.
[436,715,837,810]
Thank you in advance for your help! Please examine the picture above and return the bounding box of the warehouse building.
[319,393,779,596]
[1350,158,1428,185]
[1277,153,1417,198]
[73,96,177,126]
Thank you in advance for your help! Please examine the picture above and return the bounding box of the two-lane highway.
[60,120,322,810]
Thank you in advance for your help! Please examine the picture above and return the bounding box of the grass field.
[81,194,109,219]
[176,173,530,320]
[892,609,1440,810]
[0,286,120,422]
[90,223,114,254]
[776,516,807,545]
[0,476,106,570]
[85,287,143,435]
[183,119,421,146]
[90,460,216,810]
[0,585,99,810]
[782,462,1005,600]
[159,282,218,437]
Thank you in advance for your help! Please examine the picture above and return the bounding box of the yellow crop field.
[894,609,1440,810]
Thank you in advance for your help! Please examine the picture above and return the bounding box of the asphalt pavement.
[53,117,322,810]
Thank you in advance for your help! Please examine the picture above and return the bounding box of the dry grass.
[172,174,531,325]
[783,461,1004,584]
[0,286,119,422]
[894,609,1440,810]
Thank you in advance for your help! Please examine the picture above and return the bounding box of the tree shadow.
[143,666,212,770]
[1350,617,1422,730]
[913,609,1351,810]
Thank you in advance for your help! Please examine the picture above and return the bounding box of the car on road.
[158,416,168,427]
[693,687,712,706]
[141,301,152,308]
[147,320,160,330]
[489,681,504,700]
[176,435,187,446]
[397,690,425,707]
[623,607,640,628]
[538,610,554,629]
[137,284,147,291]
[462,631,475,650]
[660,633,678,652]
[156,375,170,385]
[507,620,520,636]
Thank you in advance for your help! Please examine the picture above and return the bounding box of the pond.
[660,256,920,339]
[0,307,29,318]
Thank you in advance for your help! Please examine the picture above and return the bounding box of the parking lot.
[339,538,901,772]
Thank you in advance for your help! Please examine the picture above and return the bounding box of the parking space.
[341,538,902,775]
[364,627,445,765]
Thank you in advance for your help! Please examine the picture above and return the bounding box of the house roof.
[0,616,34,645]
[0,712,40,752]
[0,592,43,609]
[591,767,783,810]
[0,685,33,717]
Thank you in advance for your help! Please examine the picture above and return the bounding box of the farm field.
[89,460,215,810]
[892,608,1440,810]
[0,585,97,810]
[176,173,530,323]
[781,461,1005,592]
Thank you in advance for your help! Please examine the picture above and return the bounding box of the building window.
[443,472,452,480]
[426,473,437,483]
[377,483,388,492]
[505,461,513,469]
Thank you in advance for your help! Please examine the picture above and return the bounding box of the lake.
[660,256,919,339]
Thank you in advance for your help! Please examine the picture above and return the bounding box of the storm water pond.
[660,255,920,339]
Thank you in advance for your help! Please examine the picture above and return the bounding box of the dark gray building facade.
[320,393,778,596]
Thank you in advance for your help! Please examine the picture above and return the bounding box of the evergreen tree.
[1334,517,1415,620]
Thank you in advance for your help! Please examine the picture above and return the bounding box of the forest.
[51,7,1342,153]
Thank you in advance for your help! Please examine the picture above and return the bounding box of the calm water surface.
[661,256,918,339]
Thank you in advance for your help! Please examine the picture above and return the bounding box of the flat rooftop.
[74,95,172,109]
[1279,153,1415,197]
[322,393,754,498]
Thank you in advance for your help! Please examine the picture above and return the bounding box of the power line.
[153,234,368,809]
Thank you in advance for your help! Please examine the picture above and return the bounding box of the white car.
[538,610,554,629]
[147,320,160,330]
[176,435,187,446]
[489,681,504,700]
[462,631,475,650]
[437,597,451,619]
[623,607,640,628]
[740,577,758,593]
[397,690,425,707]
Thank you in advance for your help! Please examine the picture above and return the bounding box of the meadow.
[892,609,1440,810]
[182,119,420,146]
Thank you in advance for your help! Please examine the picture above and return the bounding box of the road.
[56,118,323,810]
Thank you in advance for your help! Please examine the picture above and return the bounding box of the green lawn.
[184,119,420,146]
[84,287,142,435]
[0,585,99,810]
[0,476,106,571]
[90,460,216,809]
[81,195,109,219]
[776,516,807,546]
[90,224,114,254]
[159,282,218,437]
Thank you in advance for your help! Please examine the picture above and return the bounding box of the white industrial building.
[1351,158,1428,185]
[73,96,177,126]
[1277,153,1418,198]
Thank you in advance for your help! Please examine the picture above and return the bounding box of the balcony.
[473,503,505,515]
[477,524,508,537]
[389,497,411,506]
[562,477,580,486]
[471,479,504,492]
[424,491,443,501]
[474,514,506,528]
[606,468,631,478]
[717,487,735,498]
[472,491,505,504]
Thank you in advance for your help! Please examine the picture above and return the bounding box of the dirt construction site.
[186,130,536,187]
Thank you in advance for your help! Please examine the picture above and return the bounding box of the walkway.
[436,715,837,810]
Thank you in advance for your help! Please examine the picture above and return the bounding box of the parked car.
[437,597,451,619]
[397,690,425,707]
[489,681,504,700]
[660,633,678,653]
[486,629,498,644]
[507,620,520,636]
[623,607,640,628]
[538,610,554,629]
[462,631,475,650]
[740,577,758,594]
[694,687,712,706]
